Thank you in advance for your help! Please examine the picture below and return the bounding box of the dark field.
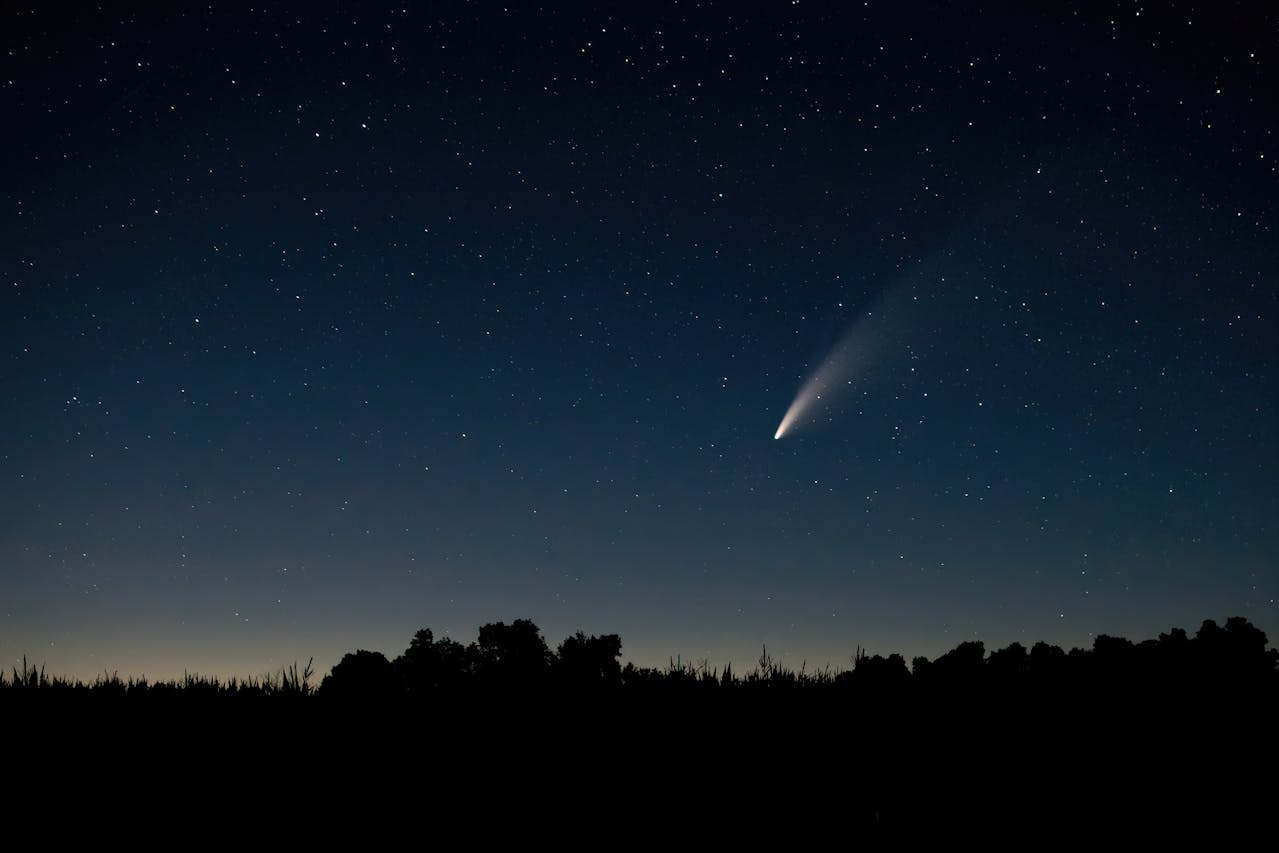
[8,617,1275,835]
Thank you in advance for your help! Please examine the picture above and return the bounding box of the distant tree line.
[7,617,1274,835]
[318,615,1279,695]
[322,620,625,697]
[2,616,1274,698]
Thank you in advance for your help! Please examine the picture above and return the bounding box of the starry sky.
[3,1,1275,681]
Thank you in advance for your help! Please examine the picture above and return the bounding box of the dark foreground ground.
[8,684,1274,839]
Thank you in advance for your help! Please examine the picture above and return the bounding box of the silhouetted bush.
[321,649,395,697]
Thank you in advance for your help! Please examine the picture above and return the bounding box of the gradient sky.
[2,1,1275,681]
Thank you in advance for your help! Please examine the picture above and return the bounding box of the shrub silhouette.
[321,649,394,697]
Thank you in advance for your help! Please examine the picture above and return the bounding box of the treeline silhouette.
[323,615,1279,695]
[7,616,1277,833]
[5,615,1274,698]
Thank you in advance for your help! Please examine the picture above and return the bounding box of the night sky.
[3,1,1275,681]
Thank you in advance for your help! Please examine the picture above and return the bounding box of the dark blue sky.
[3,1,1275,680]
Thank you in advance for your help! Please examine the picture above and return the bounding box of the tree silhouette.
[987,642,1030,680]
[1194,617,1279,682]
[395,628,473,693]
[473,619,552,688]
[1028,641,1066,680]
[840,651,909,691]
[1092,634,1136,686]
[555,631,623,688]
[930,640,986,685]
[7,614,1275,706]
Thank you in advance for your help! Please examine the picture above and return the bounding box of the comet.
[773,283,909,440]
[772,321,875,440]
